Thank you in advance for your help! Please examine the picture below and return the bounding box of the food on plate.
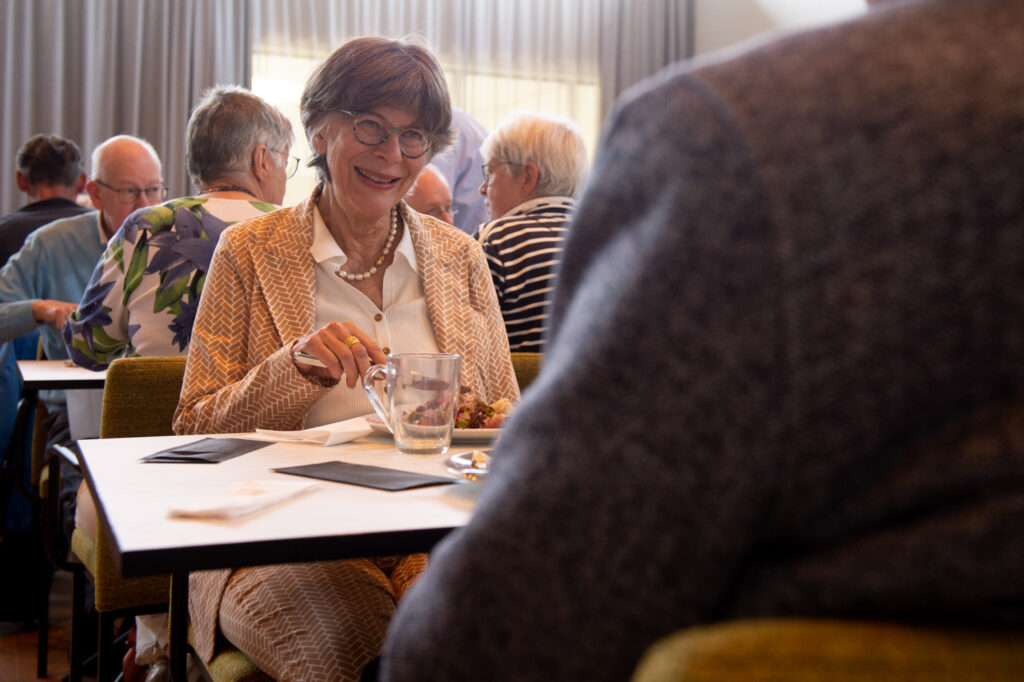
[470,449,491,469]
[455,396,513,429]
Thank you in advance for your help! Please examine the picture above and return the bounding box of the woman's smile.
[354,166,401,187]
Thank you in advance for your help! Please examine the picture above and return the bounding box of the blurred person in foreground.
[476,111,587,352]
[62,86,294,682]
[382,0,1024,680]
[404,163,454,225]
[174,36,517,682]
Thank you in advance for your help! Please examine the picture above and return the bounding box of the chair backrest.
[99,357,187,438]
[510,352,542,392]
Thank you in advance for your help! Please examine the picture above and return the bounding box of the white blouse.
[305,205,440,428]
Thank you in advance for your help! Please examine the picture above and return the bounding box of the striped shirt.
[476,196,574,352]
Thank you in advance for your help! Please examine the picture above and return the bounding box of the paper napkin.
[141,438,272,463]
[168,479,319,519]
[255,417,373,446]
[274,460,456,491]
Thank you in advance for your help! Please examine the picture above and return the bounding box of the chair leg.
[36,553,52,677]
[69,570,86,682]
[98,610,118,682]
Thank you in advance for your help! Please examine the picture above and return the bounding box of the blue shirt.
[432,108,489,235]
[0,210,105,361]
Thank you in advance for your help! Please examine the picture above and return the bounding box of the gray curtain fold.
[1,0,691,217]
[599,0,693,119]
[0,0,251,217]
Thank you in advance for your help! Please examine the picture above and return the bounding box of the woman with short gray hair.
[65,85,295,368]
[477,110,588,351]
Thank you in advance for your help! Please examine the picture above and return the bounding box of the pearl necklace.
[335,206,398,281]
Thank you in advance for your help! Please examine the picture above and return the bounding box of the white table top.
[16,359,107,389]
[78,433,480,577]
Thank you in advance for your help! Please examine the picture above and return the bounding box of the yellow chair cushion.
[632,619,1024,682]
[510,352,542,392]
[71,525,169,613]
[188,626,273,682]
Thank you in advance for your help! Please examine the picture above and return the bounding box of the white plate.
[365,415,500,442]
[446,450,491,481]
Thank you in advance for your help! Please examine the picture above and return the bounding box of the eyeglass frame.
[268,148,301,178]
[480,161,523,185]
[95,179,168,203]
[337,110,437,159]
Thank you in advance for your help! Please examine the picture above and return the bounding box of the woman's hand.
[291,321,387,388]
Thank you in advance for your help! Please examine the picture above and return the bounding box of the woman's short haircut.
[300,36,454,183]
[481,111,589,199]
[16,134,85,187]
[186,85,294,186]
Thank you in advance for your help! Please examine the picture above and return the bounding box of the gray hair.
[301,36,455,183]
[16,134,84,186]
[481,111,589,199]
[186,85,294,185]
[91,135,161,181]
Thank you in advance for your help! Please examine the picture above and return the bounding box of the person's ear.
[520,161,540,199]
[311,124,329,155]
[15,171,31,194]
[84,179,105,210]
[252,145,273,183]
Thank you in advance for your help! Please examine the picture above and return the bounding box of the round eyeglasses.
[96,180,168,203]
[338,110,435,159]
[480,161,523,184]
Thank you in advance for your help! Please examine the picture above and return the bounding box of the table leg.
[170,571,189,682]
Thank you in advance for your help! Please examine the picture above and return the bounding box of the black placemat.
[141,438,271,463]
[274,460,455,491]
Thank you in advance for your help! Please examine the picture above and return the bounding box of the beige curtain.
[252,0,691,145]
[0,0,251,216]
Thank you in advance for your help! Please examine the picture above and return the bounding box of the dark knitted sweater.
[383,1,1024,679]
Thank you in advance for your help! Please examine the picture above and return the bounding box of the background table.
[16,359,108,391]
[0,360,106,530]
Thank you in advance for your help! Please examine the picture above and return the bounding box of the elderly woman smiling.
[174,37,518,682]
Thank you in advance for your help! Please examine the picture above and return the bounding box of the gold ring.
[343,335,360,348]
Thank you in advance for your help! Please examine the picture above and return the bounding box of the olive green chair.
[510,351,542,392]
[69,356,269,682]
[631,618,1024,682]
